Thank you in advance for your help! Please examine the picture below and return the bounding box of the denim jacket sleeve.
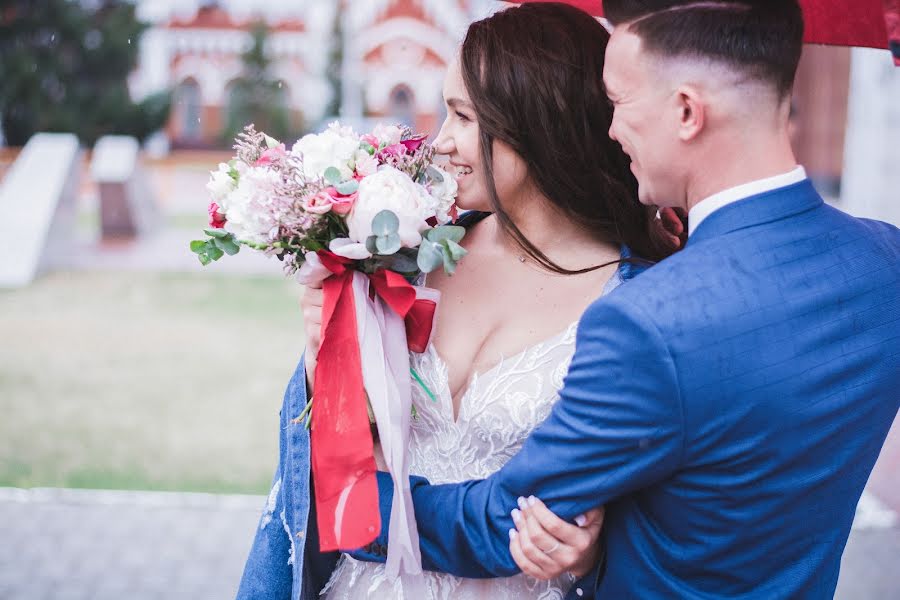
[235,393,294,599]
[237,354,341,600]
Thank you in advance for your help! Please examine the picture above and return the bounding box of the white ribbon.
[351,272,433,591]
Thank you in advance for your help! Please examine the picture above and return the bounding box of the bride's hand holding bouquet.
[192,121,465,581]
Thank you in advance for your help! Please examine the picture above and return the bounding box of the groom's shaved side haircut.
[603,0,804,98]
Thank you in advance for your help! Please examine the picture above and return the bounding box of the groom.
[347,1,900,598]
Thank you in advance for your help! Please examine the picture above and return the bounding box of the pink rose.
[377,143,408,159]
[302,191,335,214]
[328,189,357,216]
[361,134,380,148]
[208,202,226,228]
[255,144,287,167]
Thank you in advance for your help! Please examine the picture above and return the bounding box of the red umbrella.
[516,0,899,62]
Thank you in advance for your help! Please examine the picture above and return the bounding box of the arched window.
[175,78,202,140]
[388,85,415,128]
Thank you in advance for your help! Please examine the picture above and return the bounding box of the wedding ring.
[541,541,561,555]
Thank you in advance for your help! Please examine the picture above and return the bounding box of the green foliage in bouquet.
[190,229,241,266]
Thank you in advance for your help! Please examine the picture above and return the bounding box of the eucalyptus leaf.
[211,238,241,256]
[198,253,211,266]
[190,240,206,254]
[204,228,229,239]
[443,238,467,262]
[335,179,359,195]
[440,245,456,275]
[425,225,465,245]
[365,235,379,255]
[207,245,224,261]
[324,167,342,184]
[375,233,401,255]
[371,210,400,236]
[386,252,419,273]
[220,238,241,255]
[416,240,444,273]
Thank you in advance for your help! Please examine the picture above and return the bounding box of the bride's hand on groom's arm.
[508,496,605,580]
[299,283,324,386]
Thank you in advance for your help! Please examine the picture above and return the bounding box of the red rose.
[208,202,226,228]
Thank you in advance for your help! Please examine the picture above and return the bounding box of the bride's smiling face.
[433,59,529,212]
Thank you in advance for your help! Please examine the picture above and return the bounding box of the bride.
[296,3,679,598]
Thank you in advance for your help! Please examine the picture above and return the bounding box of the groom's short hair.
[602,0,804,98]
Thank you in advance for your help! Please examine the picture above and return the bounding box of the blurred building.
[130,0,495,148]
[791,45,852,199]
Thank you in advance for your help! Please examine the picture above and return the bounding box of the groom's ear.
[674,85,705,142]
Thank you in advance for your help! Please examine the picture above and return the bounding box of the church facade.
[129,0,495,148]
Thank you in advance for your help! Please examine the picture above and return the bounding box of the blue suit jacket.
[350,180,900,598]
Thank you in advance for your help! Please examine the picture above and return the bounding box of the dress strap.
[454,210,491,231]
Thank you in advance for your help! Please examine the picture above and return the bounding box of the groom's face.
[604,29,683,208]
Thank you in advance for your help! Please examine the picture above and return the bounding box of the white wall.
[839,48,900,226]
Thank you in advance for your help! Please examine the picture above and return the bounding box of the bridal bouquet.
[192,122,465,580]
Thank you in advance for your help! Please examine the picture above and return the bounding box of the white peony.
[222,166,283,245]
[371,123,403,146]
[206,162,237,207]
[424,166,458,224]
[291,125,359,181]
[347,166,429,248]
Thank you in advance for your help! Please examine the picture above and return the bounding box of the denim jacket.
[236,249,646,600]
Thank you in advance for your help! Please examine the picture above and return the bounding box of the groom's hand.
[508,496,605,580]
[658,206,688,250]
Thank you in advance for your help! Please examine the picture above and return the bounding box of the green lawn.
[0,270,306,494]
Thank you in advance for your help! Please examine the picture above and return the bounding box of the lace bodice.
[322,270,624,599]
[322,324,578,599]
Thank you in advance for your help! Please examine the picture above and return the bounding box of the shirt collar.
[688,166,808,237]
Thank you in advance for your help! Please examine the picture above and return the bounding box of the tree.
[221,22,300,145]
[323,2,343,119]
[0,0,171,147]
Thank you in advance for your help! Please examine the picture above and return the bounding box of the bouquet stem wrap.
[312,250,437,581]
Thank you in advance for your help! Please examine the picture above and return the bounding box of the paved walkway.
[0,485,897,599]
[0,488,262,600]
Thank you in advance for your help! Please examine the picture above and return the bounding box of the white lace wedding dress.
[322,273,623,599]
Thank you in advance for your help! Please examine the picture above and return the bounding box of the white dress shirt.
[688,166,808,237]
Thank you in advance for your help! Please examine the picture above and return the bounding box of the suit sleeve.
[350,294,685,577]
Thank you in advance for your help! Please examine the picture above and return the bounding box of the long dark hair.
[460,2,674,273]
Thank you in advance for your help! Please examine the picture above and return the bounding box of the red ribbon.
[311,251,436,551]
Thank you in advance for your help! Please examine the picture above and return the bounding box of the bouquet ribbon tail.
[353,272,424,583]
[311,269,380,551]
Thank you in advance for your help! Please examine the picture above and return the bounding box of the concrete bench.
[91,135,160,239]
[0,133,80,287]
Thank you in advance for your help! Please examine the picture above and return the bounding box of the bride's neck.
[490,188,616,266]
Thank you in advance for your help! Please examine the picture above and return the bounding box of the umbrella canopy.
[516,0,895,53]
